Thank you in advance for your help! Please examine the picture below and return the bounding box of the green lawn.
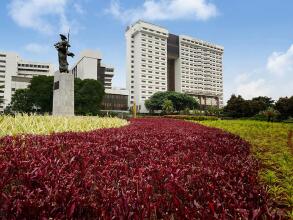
[198,120,293,217]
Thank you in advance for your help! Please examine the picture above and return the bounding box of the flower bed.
[0,115,128,137]
[0,118,269,219]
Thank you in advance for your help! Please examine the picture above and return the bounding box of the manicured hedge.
[164,115,219,121]
[0,118,269,219]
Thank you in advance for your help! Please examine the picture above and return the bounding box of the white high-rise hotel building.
[126,20,224,112]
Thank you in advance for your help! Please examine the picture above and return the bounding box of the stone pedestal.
[53,71,74,116]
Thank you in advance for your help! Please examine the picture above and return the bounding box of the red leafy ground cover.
[0,118,269,219]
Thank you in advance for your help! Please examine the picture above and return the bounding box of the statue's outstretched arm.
[67,52,75,57]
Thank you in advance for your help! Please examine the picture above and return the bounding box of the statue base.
[52,71,74,116]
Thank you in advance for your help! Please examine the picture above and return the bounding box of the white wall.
[0,51,53,112]
[3,53,17,110]
[79,57,98,80]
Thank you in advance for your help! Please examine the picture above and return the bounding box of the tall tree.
[28,75,54,113]
[145,91,199,113]
[9,76,105,115]
[252,96,274,108]
[74,78,105,115]
[246,99,267,116]
[275,96,293,119]
[10,89,32,113]
[223,95,247,118]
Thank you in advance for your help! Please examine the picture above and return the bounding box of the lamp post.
[133,101,137,118]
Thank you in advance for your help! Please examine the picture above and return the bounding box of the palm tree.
[162,99,174,114]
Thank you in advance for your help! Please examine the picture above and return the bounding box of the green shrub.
[164,115,218,121]
[253,107,280,122]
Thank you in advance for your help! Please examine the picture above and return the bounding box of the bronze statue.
[54,34,74,73]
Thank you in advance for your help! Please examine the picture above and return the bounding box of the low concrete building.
[71,50,114,89]
[101,88,129,111]
[0,52,53,112]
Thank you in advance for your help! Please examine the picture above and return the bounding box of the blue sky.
[0,0,293,102]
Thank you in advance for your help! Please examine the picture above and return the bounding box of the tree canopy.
[224,94,292,120]
[252,96,274,107]
[223,95,274,118]
[275,96,293,119]
[74,78,105,115]
[28,75,54,113]
[8,75,105,115]
[223,95,246,118]
[145,91,199,113]
[10,89,32,113]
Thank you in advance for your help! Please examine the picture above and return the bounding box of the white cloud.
[228,44,293,101]
[24,43,49,54]
[267,44,293,76]
[234,73,250,85]
[8,0,72,34]
[107,0,218,23]
[235,77,271,100]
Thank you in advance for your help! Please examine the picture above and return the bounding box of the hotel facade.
[0,52,53,112]
[126,20,224,113]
